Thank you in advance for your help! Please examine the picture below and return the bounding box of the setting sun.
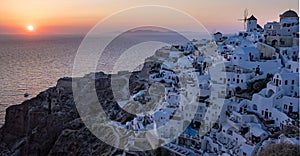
[27,25,34,32]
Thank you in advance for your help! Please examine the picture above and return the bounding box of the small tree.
[266,73,273,79]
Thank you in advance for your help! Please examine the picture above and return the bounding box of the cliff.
[0,72,138,156]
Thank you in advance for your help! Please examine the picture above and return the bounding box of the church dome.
[280,10,299,18]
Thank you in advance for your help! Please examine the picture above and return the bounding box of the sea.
[0,32,203,126]
[0,35,83,126]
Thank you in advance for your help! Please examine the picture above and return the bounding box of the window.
[284,104,287,109]
[233,78,235,81]
[228,78,230,81]
[292,80,295,85]
[269,112,272,117]
[253,104,258,111]
[241,80,244,83]
[285,80,288,85]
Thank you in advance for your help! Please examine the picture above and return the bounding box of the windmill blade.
[238,8,249,30]
[244,8,248,19]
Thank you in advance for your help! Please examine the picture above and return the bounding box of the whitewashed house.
[270,72,299,97]
[232,46,260,62]
[286,60,299,73]
[265,10,299,47]
[218,65,255,89]
[248,72,299,128]
[264,21,280,36]
[278,10,299,36]
[214,32,223,42]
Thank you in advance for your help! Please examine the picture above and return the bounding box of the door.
[289,105,293,113]
[264,111,269,119]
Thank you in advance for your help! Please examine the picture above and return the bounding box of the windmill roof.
[247,15,257,21]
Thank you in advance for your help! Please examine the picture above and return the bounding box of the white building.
[248,72,299,129]
[214,32,223,42]
[264,10,299,37]
[232,46,260,62]
[278,10,299,36]
[286,60,299,73]
[270,72,299,97]
[220,65,255,89]
[264,10,299,48]
[264,21,280,36]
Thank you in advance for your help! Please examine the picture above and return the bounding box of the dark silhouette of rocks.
[0,72,137,156]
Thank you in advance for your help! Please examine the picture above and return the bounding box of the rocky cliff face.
[0,72,139,156]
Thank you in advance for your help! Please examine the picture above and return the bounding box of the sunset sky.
[0,0,298,34]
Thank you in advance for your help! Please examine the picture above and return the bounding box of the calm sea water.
[0,32,200,126]
[0,35,83,125]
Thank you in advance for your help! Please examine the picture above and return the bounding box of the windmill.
[238,8,248,30]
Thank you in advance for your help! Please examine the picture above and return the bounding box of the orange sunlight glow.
[27,25,34,32]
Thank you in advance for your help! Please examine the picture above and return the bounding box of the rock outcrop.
[0,72,139,156]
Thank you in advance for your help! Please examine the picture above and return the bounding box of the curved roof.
[280,10,299,18]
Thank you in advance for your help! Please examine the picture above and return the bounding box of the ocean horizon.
[0,34,83,125]
[0,32,205,126]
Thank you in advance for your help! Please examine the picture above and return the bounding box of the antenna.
[238,8,249,30]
